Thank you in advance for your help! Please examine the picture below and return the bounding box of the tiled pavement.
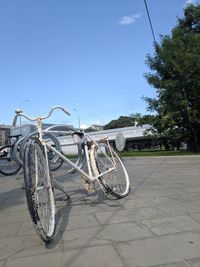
[1,156,200,267]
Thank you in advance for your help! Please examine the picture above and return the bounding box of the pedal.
[56,195,71,202]
[80,176,95,192]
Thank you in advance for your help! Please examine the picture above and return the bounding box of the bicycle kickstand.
[53,179,71,202]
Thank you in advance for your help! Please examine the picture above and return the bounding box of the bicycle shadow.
[46,196,72,249]
[45,184,124,249]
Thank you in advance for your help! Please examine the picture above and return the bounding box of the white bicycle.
[19,106,130,242]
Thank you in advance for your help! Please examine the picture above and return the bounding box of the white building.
[90,124,104,131]
[59,125,150,154]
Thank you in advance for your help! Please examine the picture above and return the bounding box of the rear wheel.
[48,146,64,171]
[0,145,21,176]
[91,143,130,198]
[24,138,56,242]
[67,143,85,173]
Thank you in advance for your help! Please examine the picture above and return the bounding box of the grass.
[64,149,200,158]
[119,150,200,157]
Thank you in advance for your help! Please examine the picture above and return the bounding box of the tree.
[84,127,97,133]
[144,4,200,151]
[104,116,135,130]
[137,114,155,126]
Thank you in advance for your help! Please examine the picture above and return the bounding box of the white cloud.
[80,120,106,129]
[80,124,89,129]
[119,13,142,26]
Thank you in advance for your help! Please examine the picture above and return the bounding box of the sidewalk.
[1,156,200,267]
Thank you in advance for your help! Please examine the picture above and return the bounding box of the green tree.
[144,4,200,151]
[137,114,155,126]
[104,116,135,130]
[84,127,97,132]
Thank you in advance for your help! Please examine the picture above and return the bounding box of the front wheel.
[18,132,63,172]
[90,143,130,199]
[24,138,56,242]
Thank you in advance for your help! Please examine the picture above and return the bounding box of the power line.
[144,0,157,45]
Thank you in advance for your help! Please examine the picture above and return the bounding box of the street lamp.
[73,108,80,129]
[19,99,29,126]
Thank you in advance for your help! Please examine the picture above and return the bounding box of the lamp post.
[73,108,80,129]
[19,99,29,126]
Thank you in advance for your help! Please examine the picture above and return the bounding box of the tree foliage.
[104,116,135,130]
[144,4,200,151]
[84,127,97,133]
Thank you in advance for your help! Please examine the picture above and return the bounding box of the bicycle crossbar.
[46,143,116,182]
[95,167,116,179]
[46,143,92,180]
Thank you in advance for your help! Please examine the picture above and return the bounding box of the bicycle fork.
[36,115,52,190]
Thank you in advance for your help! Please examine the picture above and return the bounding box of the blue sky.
[1,0,199,128]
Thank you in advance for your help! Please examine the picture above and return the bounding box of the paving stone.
[141,215,200,235]
[1,156,200,267]
[17,220,37,237]
[95,207,167,225]
[123,196,180,209]
[189,212,200,223]
[186,257,200,266]
[65,200,124,216]
[0,222,22,238]
[65,214,100,230]
[0,260,6,267]
[182,185,200,193]
[154,262,191,267]
[0,203,27,214]
[0,197,5,206]
[16,222,153,255]
[157,201,200,216]
[134,188,182,199]
[0,235,41,261]
[0,210,29,224]
[6,245,125,267]
[3,194,26,204]
[115,232,200,267]
[170,192,200,201]
[18,213,99,237]
[61,221,153,249]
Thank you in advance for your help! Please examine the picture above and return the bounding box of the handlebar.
[12,106,71,127]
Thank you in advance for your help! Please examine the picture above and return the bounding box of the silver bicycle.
[19,106,130,242]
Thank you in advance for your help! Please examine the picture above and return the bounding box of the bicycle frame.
[45,136,116,183]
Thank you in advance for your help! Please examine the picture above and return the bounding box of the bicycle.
[20,106,130,242]
[0,134,22,176]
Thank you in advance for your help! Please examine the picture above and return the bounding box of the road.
[0,156,200,267]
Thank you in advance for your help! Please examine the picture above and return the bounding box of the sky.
[0,0,199,128]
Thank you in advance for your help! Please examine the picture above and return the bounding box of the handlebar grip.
[62,107,71,116]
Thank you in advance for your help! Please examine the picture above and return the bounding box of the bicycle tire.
[18,132,63,171]
[67,143,85,173]
[0,145,21,176]
[13,136,26,165]
[24,138,56,242]
[90,143,130,199]
[48,147,64,171]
